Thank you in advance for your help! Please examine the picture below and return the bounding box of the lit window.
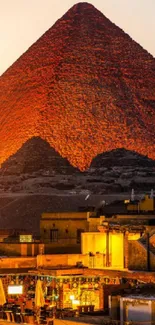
[20,235,32,242]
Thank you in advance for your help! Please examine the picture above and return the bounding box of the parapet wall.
[37,254,89,268]
[0,256,36,269]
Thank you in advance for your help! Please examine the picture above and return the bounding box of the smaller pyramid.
[90,148,155,168]
[1,137,78,175]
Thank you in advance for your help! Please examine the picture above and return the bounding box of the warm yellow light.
[20,235,32,242]
[70,295,75,300]
[124,200,130,204]
[8,285,23,294]
[72,300,80,305]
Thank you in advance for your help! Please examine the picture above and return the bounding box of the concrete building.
[40,211,102,253]
[40,211,90,243]
[101,192,155,216]
[81,232,124,269]
[1,254,155,317]
[0,229,43,257]
[120,294,155,325]
[127,194,155,213]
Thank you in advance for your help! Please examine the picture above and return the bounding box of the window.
[50,229,58,242]
[77,229,84,244]
[20,235,32,242]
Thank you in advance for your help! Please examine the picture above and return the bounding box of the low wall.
[37,254,89,268]
[44,242,81,254]
[0,243,44,257]
[0,243,22,256]
[54,319,93,325]
[37,252,125,269]
[0,256,36,269]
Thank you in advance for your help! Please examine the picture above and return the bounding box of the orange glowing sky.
[0,0,155,76]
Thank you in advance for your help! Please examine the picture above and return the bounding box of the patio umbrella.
[35,279,45,307]
[0,278,6,305]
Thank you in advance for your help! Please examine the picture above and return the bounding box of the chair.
[46,319,53,325]
[6,311,12,322]
[2,311,7,320]
[20,313,25,323]
[11,312,15,322]
[27,315,35,324]
[0,310,3,319]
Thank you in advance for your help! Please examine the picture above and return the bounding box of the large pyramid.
[0,2,155,171]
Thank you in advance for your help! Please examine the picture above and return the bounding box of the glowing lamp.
[72,300,80,305]
[8,285,23,295]
[55,295,59,300]
[70,295,75,300]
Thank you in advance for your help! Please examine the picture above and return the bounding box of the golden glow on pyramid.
[0,3,155,170]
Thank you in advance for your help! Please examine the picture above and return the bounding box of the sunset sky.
[0,0,155,75]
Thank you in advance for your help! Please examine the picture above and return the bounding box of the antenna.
[150,189,154,199]
[85,194,90,201]
[131,188,135,202]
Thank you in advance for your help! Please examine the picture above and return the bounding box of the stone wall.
[128,240,155,271]
[128,240,147,270]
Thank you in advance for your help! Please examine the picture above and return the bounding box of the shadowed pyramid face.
[0,2,155,170]
[0,137,78,175]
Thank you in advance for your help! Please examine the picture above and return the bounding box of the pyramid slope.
[1,137,78,175]
[0,2,155,170]
[90,148,155,168]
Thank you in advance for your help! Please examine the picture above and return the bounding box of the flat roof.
[122,295,155,300]
[63,315,111,325]
[1,265,155,283]
[0,268,35,275]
